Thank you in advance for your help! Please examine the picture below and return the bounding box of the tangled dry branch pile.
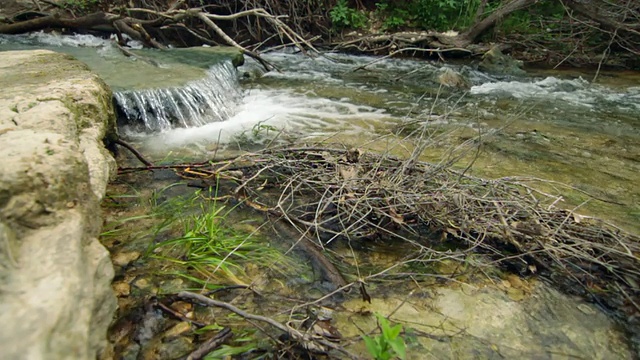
[504,0,640,67]
[0,0,321,71]
[173,145,640,320]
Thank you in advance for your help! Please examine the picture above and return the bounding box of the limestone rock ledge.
[0,50,117,359]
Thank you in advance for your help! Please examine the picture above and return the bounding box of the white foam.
[469,76,640,109]
[115,62,241,131]
[0,31,144,50]
[28,31,112,47]
[135,88,388,151]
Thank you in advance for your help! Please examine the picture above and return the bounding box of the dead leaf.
[388,207,405,224]
[338,164,358,180]
[321,151,337,162]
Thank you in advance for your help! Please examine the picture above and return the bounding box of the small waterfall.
[114,61,241,132]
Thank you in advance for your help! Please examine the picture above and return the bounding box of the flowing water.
[113,49,639,358]
[114,63,240,132]
[114,48,639,233]
[0,32,241,131]
[2,34,639,358]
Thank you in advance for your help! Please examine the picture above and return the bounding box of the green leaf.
[386,323,402,340]
[193,323,224,334]
[389,337,407,360]
[363,334,382,358]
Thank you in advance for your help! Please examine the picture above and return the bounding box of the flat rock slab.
[341,281,631,358]
[0,50,117,360]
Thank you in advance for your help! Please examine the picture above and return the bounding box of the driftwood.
[110,140,640,358]
[0,11,118,34]
[113,139,153,167]
[113,138,640,354]
[271,220,348,289]
[185,327,233,360]
[331,31,489,57]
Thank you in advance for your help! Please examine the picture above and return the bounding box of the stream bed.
[2,33,639,359]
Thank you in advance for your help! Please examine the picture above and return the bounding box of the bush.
[330,0,368,30]
[60,0,99,11]
[374,0,481,31]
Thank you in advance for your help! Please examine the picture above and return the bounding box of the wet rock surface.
[0,50,117,359]
[341,281,631,359]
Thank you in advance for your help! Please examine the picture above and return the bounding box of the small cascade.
[114,61,241,132]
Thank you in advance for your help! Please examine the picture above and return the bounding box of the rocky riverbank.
[0,50,117,359]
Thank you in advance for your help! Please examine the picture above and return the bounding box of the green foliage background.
[329,0,567,35]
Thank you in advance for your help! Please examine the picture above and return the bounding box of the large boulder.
[0,50,117,359]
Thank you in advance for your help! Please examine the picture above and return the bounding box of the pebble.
[113,281,131,296]
[133,277,151,289]
[577,303,596,315]
[162,322,192,339]
[506,274,525,289]
[112,251,141,267]
[170,301,193,314]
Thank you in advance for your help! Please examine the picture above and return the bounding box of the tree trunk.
[0,12,118,34]
[462,0,541,44]
[563,0,640,35]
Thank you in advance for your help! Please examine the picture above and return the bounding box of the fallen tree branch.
[270,219,348,289]
[463,0,541,43]
[194,11,277,71]
[113,41,160,66]
[155,301,206,327]
[168,145,639,327]
[178,291,295,334]
[0,11,119,34]
[563,0,640,37]
[352,46,472,72]
[113,139,154,167]
[186,327,233,360]
[178,291,361,359]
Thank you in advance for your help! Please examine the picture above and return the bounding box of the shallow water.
[123,48,639,233]
[0,32,236,90]
[112,49,638,356]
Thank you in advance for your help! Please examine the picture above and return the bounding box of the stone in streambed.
[112,251,141,267]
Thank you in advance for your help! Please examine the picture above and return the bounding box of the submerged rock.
[341,281,631,358]
[0,50,117,359]
[438,67,470,89]
[112,251,141,267]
